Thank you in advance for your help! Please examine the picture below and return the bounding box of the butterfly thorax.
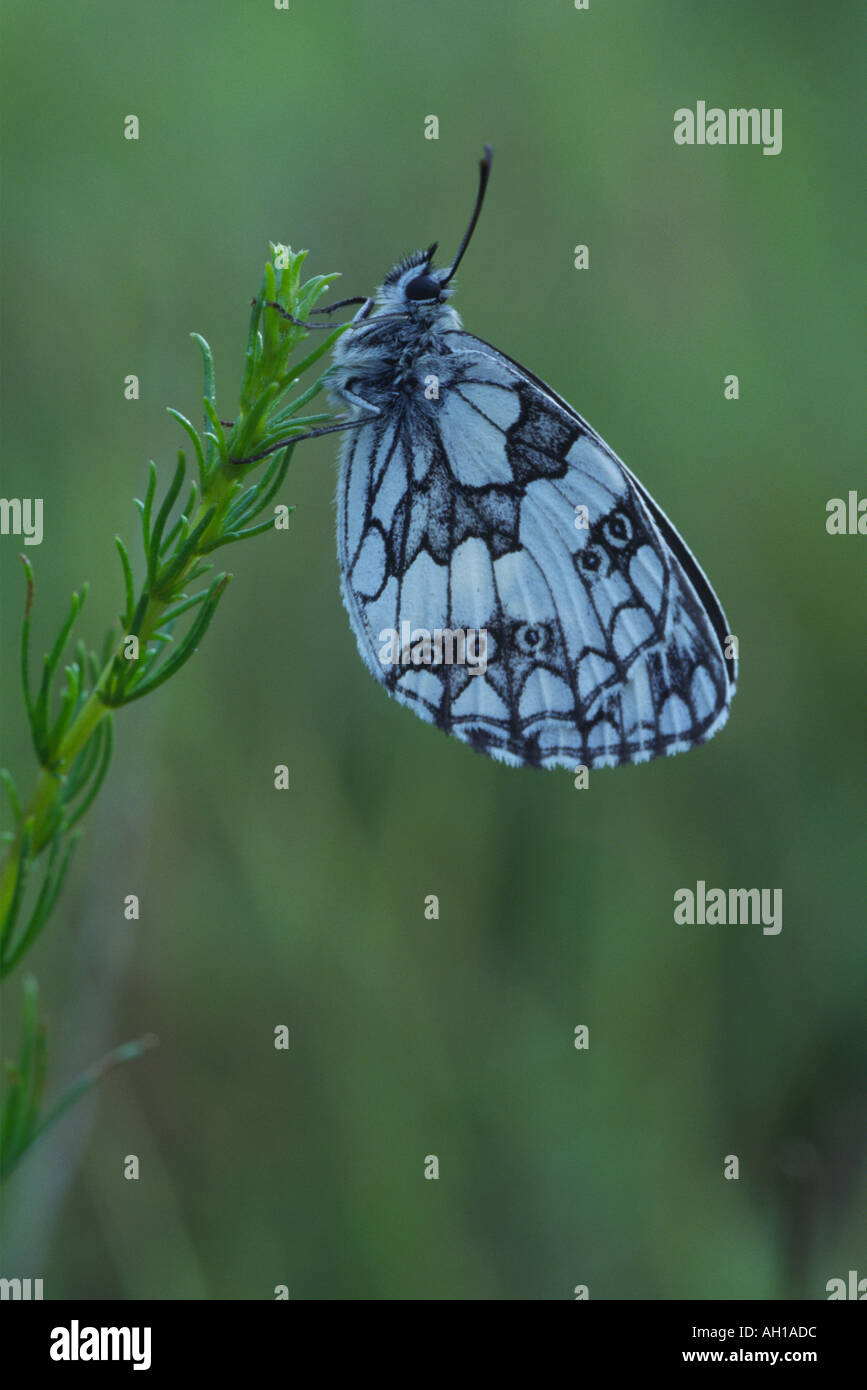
[328,255,463,411]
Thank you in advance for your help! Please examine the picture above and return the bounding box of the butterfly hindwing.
[336,331,735,770]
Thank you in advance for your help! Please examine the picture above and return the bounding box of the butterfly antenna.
[440,144,493,286]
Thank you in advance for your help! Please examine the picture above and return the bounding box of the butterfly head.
[377,246,453,313]
[375,146,494,319]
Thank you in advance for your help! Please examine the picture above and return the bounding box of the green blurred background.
[1,0,864,1299]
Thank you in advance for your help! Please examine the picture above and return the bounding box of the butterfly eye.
[405,274,441,301]
[602,510,633,547]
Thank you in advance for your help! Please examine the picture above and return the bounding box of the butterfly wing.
[336,331,736,770]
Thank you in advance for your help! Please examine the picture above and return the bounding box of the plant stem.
[0,452,264,915]
[0,243,343,1181]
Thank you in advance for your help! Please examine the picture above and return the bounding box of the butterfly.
[303,147,735,770]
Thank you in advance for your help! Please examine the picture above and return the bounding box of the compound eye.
[405,273,441,301]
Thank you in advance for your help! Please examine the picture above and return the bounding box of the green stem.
[1,243,343,1186]
[0,454,262,925]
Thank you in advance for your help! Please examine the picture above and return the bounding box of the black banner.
[6,1298,863,1374]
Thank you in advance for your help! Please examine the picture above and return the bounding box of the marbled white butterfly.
[298,148,736,770]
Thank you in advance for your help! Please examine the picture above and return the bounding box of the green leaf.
[282,325,347,383]
[64,719,113,831]
[117,575,230,703]
[183,561,214,586]
[158,590,210,626]
[125,589,151,640]
[202,400,228,463]
[239,281,266,409]
[1,832,80,977]
[62,718,105,801]
[44,663,82,763]
[30,586,87,763]
[228,380,281,463]
[0,821,33,974]
[267,377,326,430]
[226,446,293,529]
[203,514,284,549]
[28,1033,158,1156]
[19,555,36,733]
[1,769,22,826]
[191,333,218,472]
[134,461,159,561]
[167,407,208,492]
[158,481,199,558]
[191,332,216,408]
[1,1003,157,1182]
[153,506,217,597]
[114,535,136,628]
[148,453,186,582]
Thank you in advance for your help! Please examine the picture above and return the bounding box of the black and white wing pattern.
[336,333,736,771]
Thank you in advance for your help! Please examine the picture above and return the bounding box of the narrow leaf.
[167,407,207,492]
[148,453,186,581]
[114,536,136,627]
[118,576,230,702]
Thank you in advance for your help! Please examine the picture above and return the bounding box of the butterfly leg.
[264,301,342,331]
[263,297,376,331]
[228,391,379,466]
